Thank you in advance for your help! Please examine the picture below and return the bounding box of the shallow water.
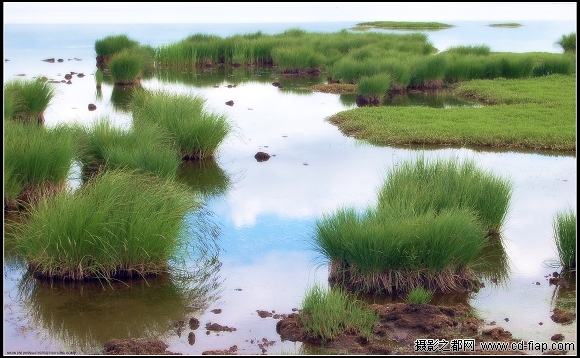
[3,21,576,355]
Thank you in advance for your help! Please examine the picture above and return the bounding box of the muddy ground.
[103,301,574,355]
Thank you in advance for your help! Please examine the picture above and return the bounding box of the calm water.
[3,21,577,355]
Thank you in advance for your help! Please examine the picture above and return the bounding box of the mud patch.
[103,338,179,355]
[550,309,575,324]
[277,302,526,355]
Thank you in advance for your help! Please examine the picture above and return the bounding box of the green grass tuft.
[300,283,378,341]
[404,287,434,304]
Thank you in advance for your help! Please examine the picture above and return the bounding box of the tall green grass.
[555,32,576,53]
[312,155,512,294]
[73,117,180,180]
[4,78,56,124]
[531,54,576,76]
[316,205,487,294]
[131,89,231,160]
[11,169,201,281]
[553,208,576,269]
[444,45,491,56]
[94,34,140,57]
[378,155,513,234]
[108,48,147,85]
[4,119,76,210]
[357,74,391,97]
[404,287,434,304]
[300,283,378,341]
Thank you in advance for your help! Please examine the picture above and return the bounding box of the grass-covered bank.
[327,74,576,151]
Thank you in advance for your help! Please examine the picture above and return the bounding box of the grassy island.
[355,21,454,30]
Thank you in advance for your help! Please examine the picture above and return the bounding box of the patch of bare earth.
[103,339,180,355]
[277,302,527,355]
[309,83,357,94]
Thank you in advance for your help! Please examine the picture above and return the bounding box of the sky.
[3,2,577,24]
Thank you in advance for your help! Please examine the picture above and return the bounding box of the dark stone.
[189,317,200,330]
[254,152,270,162]
[225,100,234,106]
[188,332,196,345]
[42,58,55,63]
[88,103,97,111]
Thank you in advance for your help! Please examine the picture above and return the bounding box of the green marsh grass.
[327,74,575,151]
[3,84,22,120]
[317,205,488,294]
[108,48,147,85]
[357,74,392,97]
[553,208,576,269]
[556,32,576,53]
[4,78,56,124]
[11,169,201,281]
[488,23,522,28]
[355,21,454,30]
[131,89,231,160]
[443,45,491,56]
[73,117,180,180]
[4,119,75,210]
[531,54,576,76]
[312,155,511,294]
[300,283,378,341]
[409,55,448,88]
[94,34,140,57]
[404,287,434,304]
[271,46,325,73]
[378,155,512,234]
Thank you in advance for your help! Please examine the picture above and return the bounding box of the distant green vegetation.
[355,21,454,30]
[94,34,140,57]
[300,283,378,341]
[95,29,575,98]
[488,23,522,28]
[313,155,512,295]
[328,74,576,152]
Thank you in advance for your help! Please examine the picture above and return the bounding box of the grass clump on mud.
[4,119,76,212]
[130,89,231,161]
[300,283,378,341]
[4,78,56,124]
[404,287,434,304]
[73,117,180,180]
[9,169,201,281]
[312,155,512,295]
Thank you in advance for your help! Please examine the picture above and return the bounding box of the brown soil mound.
[103,338,179,355]
[550,309,575,324]
[277,302,525,355]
